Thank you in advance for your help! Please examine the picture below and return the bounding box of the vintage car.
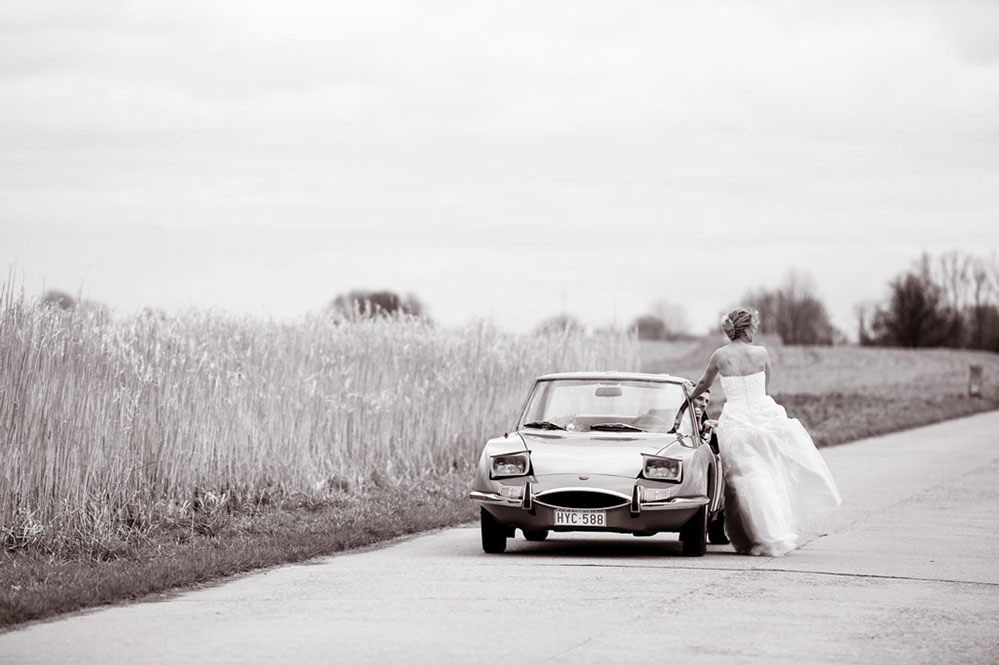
[469,371,724,556]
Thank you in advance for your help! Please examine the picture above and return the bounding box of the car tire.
[708,511,729,545]
[679,505,708,557]
[523,529,549,542]
[480,508,508,553]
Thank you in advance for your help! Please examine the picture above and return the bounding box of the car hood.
[520,431,687,478]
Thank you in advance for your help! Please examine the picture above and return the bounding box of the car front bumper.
[470,490,708,534]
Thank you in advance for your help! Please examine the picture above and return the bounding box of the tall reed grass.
[0,285,638,548]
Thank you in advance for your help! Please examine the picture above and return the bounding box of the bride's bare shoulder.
[709,346,729,361]
[708,346,732,370]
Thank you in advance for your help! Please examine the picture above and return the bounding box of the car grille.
[534,490,629,510]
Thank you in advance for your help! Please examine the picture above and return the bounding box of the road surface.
[3,411,998,664]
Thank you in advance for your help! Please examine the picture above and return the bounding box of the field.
[2,296,997,629]
[641,335,999,397]
[640,336,999,446]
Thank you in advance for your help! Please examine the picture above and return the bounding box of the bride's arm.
[687,350,720,400]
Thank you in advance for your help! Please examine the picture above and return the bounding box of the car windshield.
[520,379,687,434]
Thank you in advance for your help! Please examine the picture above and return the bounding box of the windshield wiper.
[522,420,566,431]
[589,422,643,432]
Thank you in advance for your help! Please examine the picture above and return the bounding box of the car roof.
[534,371,689,384]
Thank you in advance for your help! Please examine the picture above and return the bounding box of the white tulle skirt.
[716,394,842,557]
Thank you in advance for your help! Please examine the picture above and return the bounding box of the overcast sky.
[2,0,997,335]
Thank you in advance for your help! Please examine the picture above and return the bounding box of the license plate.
[553,509,607,527]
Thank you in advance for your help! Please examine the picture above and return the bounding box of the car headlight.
[490,452,531,479]
[641,454,682,483]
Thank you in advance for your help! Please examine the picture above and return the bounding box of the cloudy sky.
[2,0,997,334]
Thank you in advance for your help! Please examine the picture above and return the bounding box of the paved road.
[3,412,999,664]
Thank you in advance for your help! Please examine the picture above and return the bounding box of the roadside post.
[969,365,982,398]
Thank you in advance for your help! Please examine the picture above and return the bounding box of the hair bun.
[720,314,736,338]
[721,307,759,340]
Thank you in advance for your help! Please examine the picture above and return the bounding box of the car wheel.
[679,505,708,557]
[480,508,508,553]
[523,529,549,542]
[708,511,729,545]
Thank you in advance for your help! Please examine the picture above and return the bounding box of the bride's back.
[714,343,768,377]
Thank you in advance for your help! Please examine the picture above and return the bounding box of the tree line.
[628,250,999,350]
[625,268,842,345]
[37,250,999,350]
[855,251,999,350]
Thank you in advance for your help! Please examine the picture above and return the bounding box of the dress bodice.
[719,370,768,408]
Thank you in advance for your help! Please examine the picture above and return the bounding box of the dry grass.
[0,286,638,556]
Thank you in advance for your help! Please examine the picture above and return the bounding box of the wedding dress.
[716,371,842,556]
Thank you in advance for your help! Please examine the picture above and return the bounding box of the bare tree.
[968,256,992,349]
[870,270,958,347]
[328,290,426,320]
[627,301,691,340]
[777,270,835,345]
[629,314,667,340]
[742,270,837,345]
[988,250,999,312]
[41,290,75,310]
[935,250,972,314]
[854,300,878,345]
[534,313,584,335]
[650,300,690,339]
[741,289,780,336]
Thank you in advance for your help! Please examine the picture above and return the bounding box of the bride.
[685,307,842,556]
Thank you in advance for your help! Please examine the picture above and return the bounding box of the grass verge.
[2,471,477,631]
[777,393,999,448]
[3,396,997,631]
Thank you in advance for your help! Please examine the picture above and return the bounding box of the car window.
[521,379,686,434]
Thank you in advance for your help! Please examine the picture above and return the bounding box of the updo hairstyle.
[720,307,759,341]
